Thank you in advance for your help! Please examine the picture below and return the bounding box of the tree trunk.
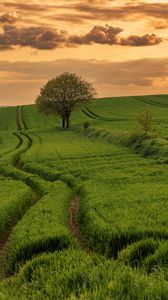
[62,117,65,128]
[66,117,70,128]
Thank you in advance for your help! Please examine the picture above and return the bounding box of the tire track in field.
[20,132,89,253]
[0,106,90,278]
[0,240,9,280]
[134,96,168,108]
[0,134,22,160]
[0,133,26,278]
[0,106,70,276]
[81,105,125,122]
[18,111,90,254]
[17,130,90,253]
[0,107,40,279]
[13,105,168,265]
[0,107,23,160]
[16,106,22,131]
[15,110,91,262]
[20,109,90,253]
[68,195,90,252]
[21,106,28,130]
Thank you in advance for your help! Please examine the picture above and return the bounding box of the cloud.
[0,58,168,105]
[72,2,168,22]
[0,24,162,51]
[120,34,162,46]
[70,25,161,47]
[0,25,68,50]
[69,25,123,45]
[0,12,17,24]
[1,1,168,26]
[149,19,168,30]
[2,3,49,12]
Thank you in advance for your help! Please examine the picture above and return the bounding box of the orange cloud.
[120,34,162,46]
[1,1,168,25]
[0,25,68,50]
[71,1,168,22]
[0,12,17,24]
[0,24,162,51]
[69,25,123,45]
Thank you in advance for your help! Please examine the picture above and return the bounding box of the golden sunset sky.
[0,0,168,105]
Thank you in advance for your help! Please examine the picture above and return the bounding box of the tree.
[35,72,96,128]
[137,109,154,135]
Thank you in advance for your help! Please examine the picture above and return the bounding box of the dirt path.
[68,195,90,252]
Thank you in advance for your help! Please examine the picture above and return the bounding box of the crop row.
[5,180,74,274]
[119,237,168,273]
[82,104,124,122]
[1,99,168,298]
[14,126,168,267]
[79,181,168,257]
[0,106,81,277]
[13,120,168,260]
[1,248,168,300]
[0,106,17,131]
[135,96,168,108]
[0,177,32,240]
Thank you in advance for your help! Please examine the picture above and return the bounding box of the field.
[0,95,168,299]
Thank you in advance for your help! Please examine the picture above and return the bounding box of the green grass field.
[0,95,168,299]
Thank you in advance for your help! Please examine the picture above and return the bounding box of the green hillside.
[0,95,168,299]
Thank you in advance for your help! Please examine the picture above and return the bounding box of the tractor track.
[19,106,89,252]
[0,106,89,279]
[0,107,40,279]
[16,106,22,131]
[68,195,90,252]
[20,105,90,253]
[21,106,28,130]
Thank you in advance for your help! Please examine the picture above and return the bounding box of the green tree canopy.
[35,72,96,128]
[137,109,154,135]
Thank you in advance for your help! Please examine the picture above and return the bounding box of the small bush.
[137,109,154,135]
[128,128,146,145]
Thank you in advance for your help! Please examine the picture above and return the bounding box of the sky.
[0,0,168,105]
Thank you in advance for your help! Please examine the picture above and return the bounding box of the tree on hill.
[137,109,154,135]
[35,72,96,128]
